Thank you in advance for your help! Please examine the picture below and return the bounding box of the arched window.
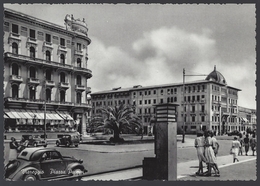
[77,58,81,67]
[29,86,36,100]
[12,63,19,76]
[60,72,66,83]
[46,69,52,81]
[30,47,35,58]
[11,84,19,98]
[29,66,36,78]
[12,42,18,54]
[46,89,51,102]
[76,75,81,85]
[60,90,66,103]
[76,92,81,104]
[60,54,65,65]
[46,50,51,61]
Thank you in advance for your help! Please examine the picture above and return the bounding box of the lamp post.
[182,68,207,143]
[141,92,144,139]
[43,78,47,140]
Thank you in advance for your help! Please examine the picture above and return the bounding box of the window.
[29,29,36,39]
[12,63,19,75]
[76,75,81,85]
[29,66,36,78]
[60,72,66,83]
[153,99,156,104]
[160,99,163,103]
[148,100,151,104]
[201,105,205,112]
[29,86,35,100]
[154,90,156,94]
[77,58,81,67]
[60,38,65,46]
[45,34,51,43]
[46,89,51,101]
[12,84,19,98]
[201,116,205,122]
[60,90,66,102]
[77,92,82,104]
[60,54,65,65]
[139,100,142,105]
[174,97,177,102]
[192,106,195,112]
[30,47,35,58]
[192,116,195,122]
[46,69,51,81]
[197,95,200,101]
[77,43,82,51]
[12,42,18,54]
[46,50,51,61]
[12,24,19,34]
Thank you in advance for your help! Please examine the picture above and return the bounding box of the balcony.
[199,100,206,104]
[45,80,55,87]
[4,53,92,78]
[58,45,67,52]
[59,82,70,89]
[74,103,92,109]
[27,77,40,85]
[5,97,44,104]
[9,75,23,83]
[75,84,85,91]
[75,50,83,56]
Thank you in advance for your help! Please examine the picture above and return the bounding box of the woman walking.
[194,132,207,175]
[9,137,19,161]
[231,137,241,163]
[204,130,220,177]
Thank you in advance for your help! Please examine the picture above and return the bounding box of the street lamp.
[182,68,207,143]
[43,78,47,140]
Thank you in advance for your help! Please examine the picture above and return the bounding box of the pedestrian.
[17,136,28,153]
[238,135,244,156]
[194,131,207,175]
[244,134,250,156]
[250,134,257,156]
[230,136,241,163]
[204,130,220,177]
[210,132,219,157]
[9,137,19,161]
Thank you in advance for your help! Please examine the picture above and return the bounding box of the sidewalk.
[81,154,256,181]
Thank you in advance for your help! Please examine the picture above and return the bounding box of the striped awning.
[56,111,74,120]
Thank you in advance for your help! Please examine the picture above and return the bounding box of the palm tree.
[91,104,142,142]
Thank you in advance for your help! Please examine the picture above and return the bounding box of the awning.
[4,114,9,119]
[4,109,20,119]
[50,111,64,120]
[14,109,29,119]
[57,111,74,120]
[20,109,34,119]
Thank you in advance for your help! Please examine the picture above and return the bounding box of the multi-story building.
[90,66,255,135]
[3,8,92,135]
[238,106,257,131]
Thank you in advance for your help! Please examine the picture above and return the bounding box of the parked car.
[4,147,87,181]
[22,135,47,147]
[227,130,240,136]
[56,134,80,147]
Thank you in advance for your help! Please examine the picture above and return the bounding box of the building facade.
[3,8,92,135]
[91,66,256,135]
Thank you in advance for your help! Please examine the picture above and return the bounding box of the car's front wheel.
[71,168,84,181]
[23,174,37,181]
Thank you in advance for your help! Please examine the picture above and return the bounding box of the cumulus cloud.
[88,26,255,108]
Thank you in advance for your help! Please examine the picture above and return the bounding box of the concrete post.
[143,103,179,180]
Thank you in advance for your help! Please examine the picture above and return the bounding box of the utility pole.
[44,78,47,140]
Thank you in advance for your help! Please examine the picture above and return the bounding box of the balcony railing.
[74,103,92,108]
[75,84,85,91]
[59,82,70,89]
[45,80,55,87]
[27,77,40,84]
[75,50,83,56]
[9,75,23,82]
[5,52,92,76]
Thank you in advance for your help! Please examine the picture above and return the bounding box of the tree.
[91,104,142,143]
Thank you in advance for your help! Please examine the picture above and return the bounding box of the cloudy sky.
[4,4,256,109]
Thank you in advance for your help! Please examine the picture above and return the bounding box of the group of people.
[194,130,220,177]
[9,137,29,161]
[231,133,257,163]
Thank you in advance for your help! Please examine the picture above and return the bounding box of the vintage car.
[56,134,80,147]
[4,148,87,181]
[22,135,47,147]
[227,130,240,136]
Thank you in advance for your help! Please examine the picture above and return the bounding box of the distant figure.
[9,137,19,161]
[244,134,250,156]
[17,137,28,153]
[194,132,207,175]
[250,134,257,156]
[204,130,220,177]
[210,132,219,157]
[231,137,241,163]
